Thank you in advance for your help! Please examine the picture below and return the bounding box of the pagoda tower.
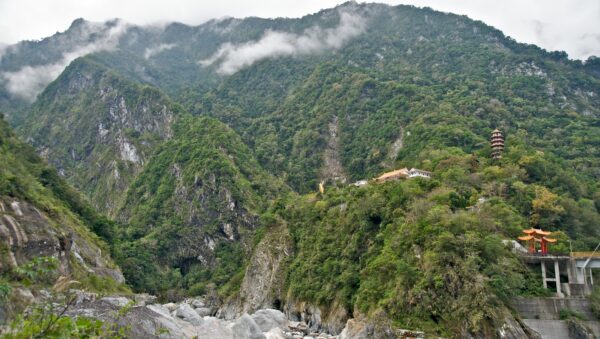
[491,128,504,159]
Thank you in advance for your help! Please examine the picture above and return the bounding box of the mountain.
[19,57,182,216]
[189,3,600,194]
[1,2,599,337]
[0,18,129,124]
[9,2,596,194]
[0,115,127,319]
[113,114,287,296]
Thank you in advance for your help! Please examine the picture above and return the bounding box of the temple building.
[374,167,432,183]
[374,168,409,182]
[491,128,504,159]
[408,168,432,179]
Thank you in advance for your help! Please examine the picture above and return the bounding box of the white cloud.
[1,20,129,102]
[0,1,597,60]
[200,10,367,75]
[144,43,176,59]
[397,0,600,60]
[0,43,7,61]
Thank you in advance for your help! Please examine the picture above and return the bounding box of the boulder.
[175,303,202,325]
[100,296,130,308]
[196,317,235,339]
[191,298,206,308]
[230,313,266,339]
[133,293,157,306]
[251,309,287,332]
[195,307,213,317]
[264,327,286,339]
[339,316,424,339]
[72,289,97,305]
[567,319,595,339]
[14,288,34,304]
[339,318,369,339]
[289,321,309,334]
[163,302,177,311]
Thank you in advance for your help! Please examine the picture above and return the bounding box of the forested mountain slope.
[113,115,288,296]
[5,2,600,194]
[0,115,126,318]
[19,57,182,216]
[188,3,600,193]
[0,2,598,337]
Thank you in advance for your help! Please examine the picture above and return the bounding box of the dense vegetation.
[0,2,598,336]
[188,5,600,193]
[0,115,128,323]
[113,115,287,298]
[277,139,596,335]
[18,57,183,217]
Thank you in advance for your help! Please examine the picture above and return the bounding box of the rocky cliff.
[113,115,288,296]
[0,116,125,321]
[19,57,180,216]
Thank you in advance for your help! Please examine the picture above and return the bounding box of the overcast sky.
[0,0,598,60]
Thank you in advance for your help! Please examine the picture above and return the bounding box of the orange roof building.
[374,168,409,182]
[518,228,556,255]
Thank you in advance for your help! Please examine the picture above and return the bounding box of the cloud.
[0,43,7,61]
[399,0,600,60]
[144,43,176,59]
[1,20,129,102]
[200,10,367,75]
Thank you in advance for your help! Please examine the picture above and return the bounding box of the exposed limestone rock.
[117,136,141,164]
[251,309,288,332]
[175,303,203,325]
[20,59,177,217]
[133,293,158,306]
[219,223,292,318]
[321,115,347,184]
[0,198,123,283]
[465,308,540,339]
[66,296,332,339]
[230,313,266,339]
[101,296,131,308]
[339,312,424,339]
[382,126,403,168]
[283,298,349,335]
[195,307,212,317]
[567,318,596,339]
[264,327,286,339]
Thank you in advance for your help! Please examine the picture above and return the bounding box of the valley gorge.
[0,2,600,338]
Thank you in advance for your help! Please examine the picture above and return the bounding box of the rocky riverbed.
[62,292,424,339]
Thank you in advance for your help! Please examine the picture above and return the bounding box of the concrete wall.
[522,319,600,339]
[513,297,600,338]
[512,297,595,320]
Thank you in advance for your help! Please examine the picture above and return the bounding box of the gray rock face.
[196,317,235,339]
[264,327,286,339]
[133,293,157,306]
[339,314,424,339]
[230,313,266,339]
[190,297,205,308]
[66,296,339,339]
[283,298,349,334]
[163,302,177,311]
[566,319,596,339]
[251,309,287,332]
[221,223,292,319]
[175,303,202,325]
[194,307,212,317]
[100,296,130,308]
[0,198,124,293]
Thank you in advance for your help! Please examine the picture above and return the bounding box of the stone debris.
[63,293,424,338]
